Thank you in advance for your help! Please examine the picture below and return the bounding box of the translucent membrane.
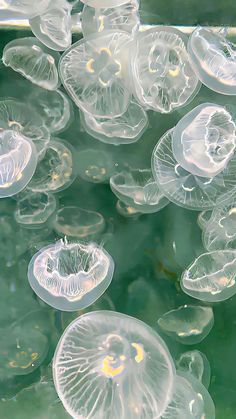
[80,0,139,7]
[181,250,236,302]
[0,0,50,18]
[28,241,114,311]
[77,149,115,183]
[176,350,211,389]
[110,169,169,213]
[116,199,141,217]
[188,27,236,95]
[197,210,212,230]
[3,38,60,91]
[0,130,37,198]
[158,305,214,344]
[53,310,175,418]
[131,27,200,113]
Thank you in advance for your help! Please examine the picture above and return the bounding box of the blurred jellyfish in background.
[77,148,115,183]
[176,350,211,389]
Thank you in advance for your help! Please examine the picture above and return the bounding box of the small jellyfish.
[29,0,72,51]
[81,3,140,37]
[0,130,37,198]
[59,31,132,118]
[77,149,115,183]
[110,168,169,213]
[53,206,105,238]
[28,241,115,311]
[28,140,77,193]
[80,0,139,7]
[157,305,214,344]
[116,199,141,217]
[152,128,236,210]
[176,350,211,389]
[172,103,236,178]
[130,27,200,113]
[188,27,236,95]
[181,250,236,302]
[80,99,148,145]
[3,37,60,91]
[53,310,175,418]
[14,191,57,229]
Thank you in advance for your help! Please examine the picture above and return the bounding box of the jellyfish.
[181,250,236,302]
[77,149,115,183]
[172,103,236,178]
[80,100,148,145]
[53,206,105,238]
[157,305,214,344]
[151,128,236,210]
[110,169,169,214]
[14,191,57,229]
[188,27,236,95]
[53,310,175,418]
[29,0,72,51]
[59,31,132,118]
[130,27,200,113]
[3,37,60,91]
[176,350,211,389]
[27,140,77,193]
[0,0,50,18]
[0,130,37,198]
[116,199,141,218]
[80,0,139,8]
[81,3,140,37]
[28,241,115,311]
[197,210,212,230]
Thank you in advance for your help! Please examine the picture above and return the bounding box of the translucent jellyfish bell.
[3,38,60,91]
[0,0,50,18]
[77,149,115,183]
[110,169,169,213]
[176,350,211,389]
[28,241,114,311]
[80,99,148,145]
[157,305,214,344]
[131,27,200,113]
[59,31,132,118]
[0,130,37,198]
[188,27,236,95]
[53,310,175,418]
[80,0,139,7]
[197,210,212,230]
[172,103,236,178]
[181,250,236,302]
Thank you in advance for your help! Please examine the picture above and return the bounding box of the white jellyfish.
[53,310,175,418]
[59,31,132,118]
[80,0,139,7]
[176,350,211,389]
[172,103,236,178]
[80,99,148,145]
[29,0,72,51]
[3,38,60,91]
[188,27,236,95]
[0,0,50,18]
[77,149,115,183]
[181,250,236,302]
[151,128,236,210]
[157,305,214,344]
[0,130,37,198]
[130,26,200,113]
[28,241,115,311]
[110,168,169,213]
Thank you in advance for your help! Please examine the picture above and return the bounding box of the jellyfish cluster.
[2,0,236,417]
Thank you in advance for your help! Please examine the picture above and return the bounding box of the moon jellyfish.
[181,250,236,302]
[157,305,214,344]
[176,350,211,389]
[152,128,236,210]
[28,241,114,311]
[80,100,148,145]
[0,130,37,198]
[3,38,60,91]
[110,169,169,213]
[53,310,175,418]
[172,103,236,178]
[77,149,115,183]
[59,31,132,118]
[29,0,72,51]
[197,210,212,230]
[80,0,139,7]
[14,191,57,229]
[81,3,139,37]
[188,27,236,95]
[0,0,50,18]
[28,140,77,193]
[116,199,141,217]
[130,27,200,113]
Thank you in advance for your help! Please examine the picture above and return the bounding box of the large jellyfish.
[130,27,200,113]
[188,27,236,95]
[59,31,132,118]
[0,130,37,198]
[53,310,175,418]
[3,38,60,91]
[28,241,114,311]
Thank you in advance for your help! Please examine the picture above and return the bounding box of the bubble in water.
[53,310,175,418]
